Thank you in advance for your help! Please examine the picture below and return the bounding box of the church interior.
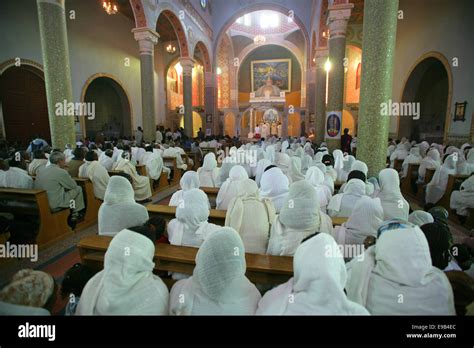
[0,0,474,332]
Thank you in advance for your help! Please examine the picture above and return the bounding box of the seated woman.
[98,176,149,236]
[255,159,272,187]
[322,154,338,182]
[78,151,110,200]
[267,181,333,256]
[425,154,457,205]
[169,227,261,315]
[346,224,455,315]
[257,233,369,315]
[76,228,169,315]
[401,147,422,178]
[288,157,305,183]
[216,165,249,210]
[315,162,335,194]
[341,160,374,196]
[0,269,55,315]
[408,210,434,227]
[259,166,289,213]
[450,175,474,218]
[113,151,152,201]
[225,179,276,254]
[339,155,356,183]
[169,171,208,207]
[327,178,366,218]
[376,168,410,221]
[418,148,441,182]
[197,153,220,187]
[332,196,384,258]
[305,166,332,213]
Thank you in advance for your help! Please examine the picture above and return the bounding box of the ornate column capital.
[179,57,195,76]
[327,3,354,40]
[132,27,159,55]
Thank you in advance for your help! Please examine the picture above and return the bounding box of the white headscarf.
[418,148,441,180]
[346,226,455,315]
[169,227,261,315]
[257,233,369,315]
[259,167,289,213]
[255,159,272,187]
[450,175,474,216]
[315,162,335,194]
[332,149,344,174]
[76,229,169,315]
[377,168,409,221]
[216,158,235,187]
[98,176,149,236]
[350,160,375,196]
[426,154,457,204]
[408,210,434,226]
[457,148,474,175]
[265,145,276,164]
[288,157,305,182]
[305,166,332,211]
[327,179,367,217]
[169,171,202,206]
[401,147,422,177]
[216,165,249,210]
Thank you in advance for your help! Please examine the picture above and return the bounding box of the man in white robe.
[0,160,33,189]
[78,151,110,200]
[98,150,114,171]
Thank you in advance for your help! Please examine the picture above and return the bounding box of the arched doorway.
[399,55,451,143]
[0,65,50,147]
[179,112,203,137]
[83,76,132,139]
[224,112,236,137]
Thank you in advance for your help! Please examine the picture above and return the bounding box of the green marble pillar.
[180,58,195,139]
[325,2,353,151]
[133,28,159,143]
[37,0,75,149]
[357,0,399,177]
[315,47,328,144]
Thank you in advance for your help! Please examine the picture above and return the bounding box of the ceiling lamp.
[166,44,177,54]
[102,1,118,15]
[254,35,266,45]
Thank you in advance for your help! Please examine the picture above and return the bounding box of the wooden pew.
[417,168,436,203]
[136,164,146,176]
[466,208,474,230]
[400,163,420,199]
[74,178,102,230]
[201,147,218,158]
[332,217,348,226]
[0,188,73,247]
[393,159,403,173]
[186,151,200,171]
[147,204,227,226]
[77,235,293,286]
[201,186,219,208]
[437,174,470,212]
[163,157,181,186]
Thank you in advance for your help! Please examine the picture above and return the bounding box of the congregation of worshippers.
[0,129,473,316]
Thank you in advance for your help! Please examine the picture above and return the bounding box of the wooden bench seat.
[393,159,403,173]
[147,204,227,225]
[417,167,436,203]
[77,235,293,286]
[400,163,420,199]
[437,174,470,212]
[163,157,181,186]
[74,178,102,230]
[0,188,73,247]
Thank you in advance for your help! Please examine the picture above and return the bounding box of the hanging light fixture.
[166,44,177,54]
[254,34,266,45]
[103,1,118,15]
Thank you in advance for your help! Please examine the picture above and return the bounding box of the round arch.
[156,9,190,57]
[129,0,148,27]
[397,51,452,144]
[192,41,212,72]
[80,73,132,139]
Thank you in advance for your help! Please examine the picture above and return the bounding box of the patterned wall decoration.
[217,34,232,108]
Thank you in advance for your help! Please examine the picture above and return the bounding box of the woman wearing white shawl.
[216,158,235,187]
[408,210,434,226]
[144,150,168,180]
[259,167,289,213]
[418,141,430,157]
[315,162,335,194]
[332,149,345,181]
[216,165,249,210]
[350,160,375,196]
[346,225,455,315]
[98,176,149,236]
[275,152,293,184]
[113,153,152,201]
[265,145,276,164]
[401,147,422,178]
[257,233,369,315]
[450,175,474,216]
[169,227,261,315]
[98,151,114,171]
[76,229,169,315]
[78,155,110,200]
[418,148,441,182]
[327,179,367,218]
[390,142,410,167]
[267,180,333,256]
[305,166,332,213]
[332,196,384,249]
[169,171,205,206]
[288,157,305,182]
[376,168,410,221]
[456,148,474,175]
[255,159,272,187]
[313,151,324,164]
[425,154,457,204]
[339,155,356,183]
[197,153,220,187]
[225,179,276,254]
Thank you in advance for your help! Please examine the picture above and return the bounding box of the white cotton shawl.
[0,167,33,189]
[216,165,249,210]
[456,148,474,175]
[216,159,235,187]
[198,153,220,188]
[305,166,332,212]
[76,229,169,315]
[265,145,276,164]
[346,226,455,315]
[401,147,422,178]
[259,167,289,213]
[377,169,410,221]
[350,160,375,195]
[289,157,305,182]
[418,148,441,180]
[332,149,344,178]
[267,180,333,256]
[169,227,261,315]
[255,159,272,187]
[408,210,434,226]
[78,160,110,200]
[257,233,369,315]
[327,179,367,217]
[315,163,335,194]
[98,176,149,236]
[426,154,457,204]
[169,171,202,206]
[98,153,114,171]
[144,152,164,180]
[450,175,474,216]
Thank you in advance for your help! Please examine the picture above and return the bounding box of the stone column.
[133,27,159,143]
[204,71,215,135]
[314,47,328,144]
[325,2,353,150]
[180,57,195,138]
[36,0,75,149]
[357,0,399,176]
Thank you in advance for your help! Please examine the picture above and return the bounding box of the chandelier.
[254,34,266,45]
[166,44,177,54]
[103,1,118,15]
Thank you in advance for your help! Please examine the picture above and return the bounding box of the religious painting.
[251,59,292,93]
[454,101,467,122]
[326,111,341,139]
